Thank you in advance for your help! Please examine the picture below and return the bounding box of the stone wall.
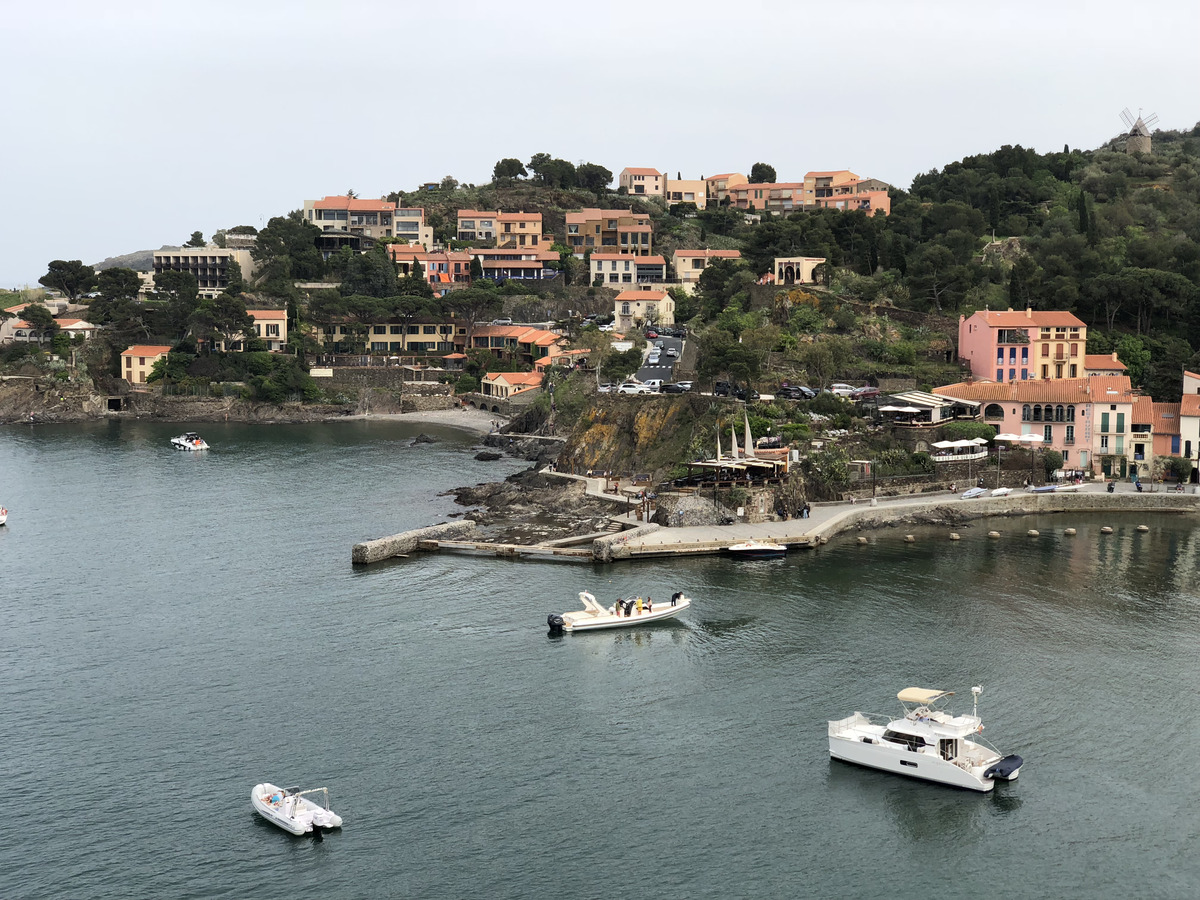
[593,523,661,562]
[352,520,477,564]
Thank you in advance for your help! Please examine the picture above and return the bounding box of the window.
[1044,424,1053,442]
[997,369,1004,382]
[609,274,619,283]
[390,326,402,334]
[622,274,632,282]
[1101,435,1109,450]
[984,403,1004,418]
[1101,413,1109,432]
[1066,425,1075,443]
[423,326,436,335]
[1041,345,1049,356]
[374,326,386,334]
[1009,369,1016,381]
[125,357,132,368]
[1041,365,1049,379]
[1055,405,1064,422]
[1187,441,1193,459]
[266,324,279,337]
[1070,364,1077,377]
[1033,406,1042,421]
[1009,347,1016,363]
[1021,369,1029,380]
[1021,348,1028,364]
[1067,406,1075,421]
[1116,413,1125,433]
[1022,404,1031,421]
[1070,343,1078,357]
[1172,435,1180,454]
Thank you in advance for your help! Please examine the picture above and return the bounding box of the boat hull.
[727,542,786,559]
[828,735,997,791]
[562,599,689,631]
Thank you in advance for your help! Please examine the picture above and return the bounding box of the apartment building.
[705,173,748,204]
[958,308,1088,383]
[121,345,172,385]
[803,171,891,215]
[565,209,653,256]
[590,253,667,286]
[672,249,741,285]
[388,245,473,290]
[456,210,546,248]
[726,182,805,213]
[665,176,708,210]
[613,289,675,331]
[468,248,559,281]
[152,247,256,299]
[303,196,412,241]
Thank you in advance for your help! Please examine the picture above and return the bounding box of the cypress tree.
[1078,191,1089,235]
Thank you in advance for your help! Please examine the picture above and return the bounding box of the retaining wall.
[593,523,661,562]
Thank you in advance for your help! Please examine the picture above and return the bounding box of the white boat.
[828,687,1023,792]
[251,783,343,835]
[170,432,209,451]
[548,590,690,633]
[727,540,787,558]
[991,487,1013,497]
[0,506,7,526]
[960,487,987,499]
[1054,483,1080,492]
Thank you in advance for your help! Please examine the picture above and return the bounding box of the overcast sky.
[4,0,1197,288]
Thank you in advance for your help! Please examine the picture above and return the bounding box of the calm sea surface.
[3,421,1200,899]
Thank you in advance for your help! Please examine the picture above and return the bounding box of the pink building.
[958,308,1088,383]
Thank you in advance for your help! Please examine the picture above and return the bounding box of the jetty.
[352,478,1200,566]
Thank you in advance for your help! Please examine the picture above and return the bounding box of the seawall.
[352,520,477,564]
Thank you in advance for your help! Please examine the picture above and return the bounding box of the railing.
[931,450,988,463]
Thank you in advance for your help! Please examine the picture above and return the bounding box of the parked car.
[665,347,678,357]
[674,380,693,391]
[641,379,663,392]
[597,382,616,393]
[714,381,734,396]
[653,340,665,349]
[491,317,513,326]
[850,386,881,400]
[776,386,815,400]
[661,382,690,393]
[645,330,658,339]
[827,383,857,397]
[647,351,661,365]
[598,323,615,332]
[617,382,653,394]
[734,386,760,401]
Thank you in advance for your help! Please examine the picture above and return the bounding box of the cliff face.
[558,395,711,478]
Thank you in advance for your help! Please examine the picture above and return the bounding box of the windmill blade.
[1144,112,1159,128]
[1120,108,1135,129]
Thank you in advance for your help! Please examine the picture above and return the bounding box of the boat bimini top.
[897,688,953,705]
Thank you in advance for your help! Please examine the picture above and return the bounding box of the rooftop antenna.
[972,685,983,717]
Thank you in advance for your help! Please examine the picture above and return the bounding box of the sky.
[4,0,1198,288]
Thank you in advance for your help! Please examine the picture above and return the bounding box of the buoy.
[1101,526,1113,534]
[904,535,915,543]
[988,531,1001,539]
[949,533,960,541]
[1027,529,1039,537]
[856,536,868,545]
[1064,528,1077,536]
[1136,524,1149,532]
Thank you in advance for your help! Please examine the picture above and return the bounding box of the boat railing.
[828,711,885,736]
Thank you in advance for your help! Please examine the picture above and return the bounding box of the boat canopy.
[898,688,953,704]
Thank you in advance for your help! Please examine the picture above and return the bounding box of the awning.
[898,688,953,704]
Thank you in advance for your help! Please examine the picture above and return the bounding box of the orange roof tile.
[674,249,741,259]
[1132,395,1155,424]
[973,308,1087,328]
[121,344,173,357]
[1085,353,1125,370]
[615,290,669,301]
[1180,395,1200,417]
[457,210,499,218]
[312,195,395,211]
[247,309,285,319]
[1151,402,1181,434]
[623,167,662,176]
[497,211,543,222]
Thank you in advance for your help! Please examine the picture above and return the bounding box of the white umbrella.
[950,439,975,448]
[1019,434,1045,443]
[897,406,924,414]
[878,405,905,412]
[931,440,956,449]
[969,437,989,445]
[994,433,1024,442]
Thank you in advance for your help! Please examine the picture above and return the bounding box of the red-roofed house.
[303,195,424,243]
[482,371,543,400]
[470,326,565,365]
[1085,353,1127,376]
[121,345,173,385]
[456,210,547,248]
[468,248,559,282]
[619,168,664,197]
[726,182,805,212]
[1,305,96,345]
[672,249,741,287]
[613,289,675,331]
[665,176,707,210]
[248,310,288,352]
[958,307,1088,383]
[388,245,473,292]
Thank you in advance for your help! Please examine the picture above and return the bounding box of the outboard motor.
[1107,481,1115,493]
[547,613,565,635]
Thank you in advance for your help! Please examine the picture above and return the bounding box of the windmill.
[1120,107,1158,155]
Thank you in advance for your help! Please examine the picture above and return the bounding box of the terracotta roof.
[728,182,803,191]
[971,308,1087,328]
[935,378,1098,404]
[247,309,285,319]
[623,167,662,176]
[1151,402,1181,434]
[674,249,741,259]
[705,173,742,181]
[615,290,668,301]
[54,318,93,327]
[457,210,498,218]
[498,211,542,222]
[805,170,857,178]
[1086,375,1136,400]
[1184,370,1200,381]
[1085,353,1126,370]
[485,371,544,386]
[1132,395,1155,425]
[312,195,395,211]
[121,344,173,357]
[1180,395,1200,417]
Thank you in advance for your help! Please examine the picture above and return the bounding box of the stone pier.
[352,520,477,564]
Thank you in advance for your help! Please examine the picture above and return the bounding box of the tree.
[528,153,578,188]
[252,211,325,289]
[225,257,245,295]
[185,231,206,247]
[440,175,459,191]
[189,292,254,350]
[493,158,527,180]
[22,303,59,345]
[150,270,201,339]
[576,162,613,193]
[749,162,777,184]
[96,267,142,302]
[338,244,400,298]
[38,260,95,300]
[444,286,504,351]
[469,256,484,281]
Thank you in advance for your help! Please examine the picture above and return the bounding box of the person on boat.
[635,596,643,615]
[646,596,653,613]
[671,591,680,607]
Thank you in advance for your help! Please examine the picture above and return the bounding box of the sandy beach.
[340,407,506,436]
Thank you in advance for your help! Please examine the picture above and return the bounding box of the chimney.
[1112,352,1119,362]
[1026,307,1032,318]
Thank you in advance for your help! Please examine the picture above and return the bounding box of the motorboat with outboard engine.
[828,687,1023,792]
[170,432,209,451]
[548,590,690,633]
[251,783,343,835]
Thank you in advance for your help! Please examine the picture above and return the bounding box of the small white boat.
[548,590,690,633]
[1054,484,1080,492]
[727,540,787,558]
[828,687,1023,792]
[991,487,1012,497]
[960,487,987,500]
[171,432,209,451]
[251,783,343,835]
[0,506,7,526]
